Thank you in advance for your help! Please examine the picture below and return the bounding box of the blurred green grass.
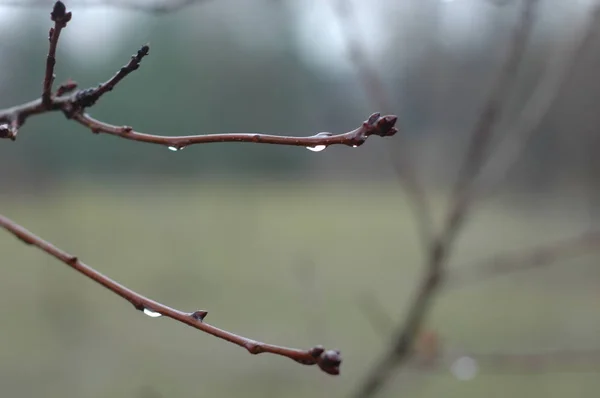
[0,181,599,398]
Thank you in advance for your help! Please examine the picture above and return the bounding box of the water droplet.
[352,145,358,148]
[450,356,478,381]
[143,308,162,318]
[306,132,332,152]
[306,145,326,152]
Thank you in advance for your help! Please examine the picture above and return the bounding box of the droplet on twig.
[306,145,326,152]
[142,308,162,318]
[450,356,478,381]
[168,146,185,152]
[306,132,331,152]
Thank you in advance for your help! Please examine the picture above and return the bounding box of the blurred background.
[1,0,599,397]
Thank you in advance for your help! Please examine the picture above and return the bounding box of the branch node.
[190,310,208,321]
[56,79,78,96]
[120,126,133,134]
[244,341,264,354]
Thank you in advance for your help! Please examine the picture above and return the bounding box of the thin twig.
[352,2,538,397]
[0,0,402,376]
[450,348,600,374]
[474,3,600,200]
[69,112,397,150]
[446,0,537,237]
[447,230,600,288]
[333,0,434,248]
[357,295,600,376]
[0,214,342,375]
[72,44,150,109]
[42,1,71,106]
[0,4,397,150]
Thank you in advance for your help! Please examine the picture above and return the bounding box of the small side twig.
[71,44,149,109]
[42,1,71,106]
[447,230,600,289]
[0,214,342,375]
[334,0,434,249]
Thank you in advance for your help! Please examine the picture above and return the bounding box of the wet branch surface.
[0,1,401,376]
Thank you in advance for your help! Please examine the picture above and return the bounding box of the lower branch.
[0,214,342,375]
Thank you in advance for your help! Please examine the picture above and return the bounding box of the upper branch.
[0,1,397,149]
[70,111,397,150]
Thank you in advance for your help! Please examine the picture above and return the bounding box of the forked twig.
[0,0,402,376]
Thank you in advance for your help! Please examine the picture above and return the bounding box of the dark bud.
[317,349,342,376]
[139,44,150,57]
[51,1,72,26]
[367,112,381,125]
[0,124,10,139]
[51,2,66,19]
[191,310,208,321]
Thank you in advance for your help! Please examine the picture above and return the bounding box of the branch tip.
[51,1,72,26]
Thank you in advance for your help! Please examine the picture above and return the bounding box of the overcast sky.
[0,0,598,74]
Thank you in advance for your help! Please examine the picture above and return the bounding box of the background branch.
[334,0,434,249]
[352,1,539,396]
[447,230,600,288]
[474,3,600,200]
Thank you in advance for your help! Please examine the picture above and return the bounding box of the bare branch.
[446,0,537,237]
[449,348,600,374]
[0,0,401,376]
[42,1,71,106]
[358,294,600,377]
[0,214,342,375]
[447,230,600,288]
[352,1,538,396]
[71,44,149,109]
[475,3,600,200]
[0,3,397,150]
[333,0,434,249]
[70,111,397,150]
